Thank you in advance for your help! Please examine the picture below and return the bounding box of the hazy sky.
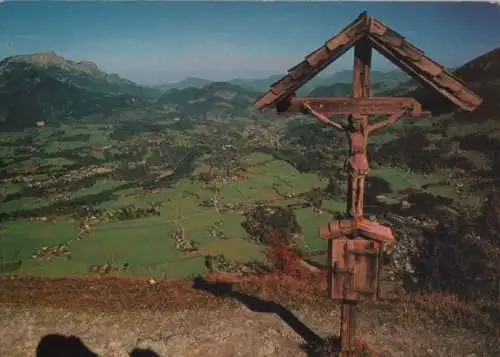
[1,1,499,84]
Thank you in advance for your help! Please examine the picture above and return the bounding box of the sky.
[0,1,499,85]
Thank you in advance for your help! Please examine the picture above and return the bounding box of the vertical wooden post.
[348,37,372,218]
[340,301,358,357]
[352,38,372,99]
[338,38,373,357]
[327,240,333,298]
[376,243,383,299]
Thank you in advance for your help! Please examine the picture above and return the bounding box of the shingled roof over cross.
[254,12,483,113]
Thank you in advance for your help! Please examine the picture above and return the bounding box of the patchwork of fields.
[0,121,467,278]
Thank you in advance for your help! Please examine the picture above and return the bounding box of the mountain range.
[156,81,263,120]
[0,52,159,130]
[153,69,411,95]
[0,48,498,130]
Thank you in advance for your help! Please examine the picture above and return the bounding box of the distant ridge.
[1,51,138,86]
[153,69,411,94]
[0,51,158,130]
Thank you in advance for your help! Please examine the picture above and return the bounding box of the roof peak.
[255,12,482,113]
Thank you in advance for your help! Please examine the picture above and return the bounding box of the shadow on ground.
[300,335,341,357]
[36,334,160,357]
[192,276,336,356]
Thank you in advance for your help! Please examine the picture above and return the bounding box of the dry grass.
[0,274,498,357]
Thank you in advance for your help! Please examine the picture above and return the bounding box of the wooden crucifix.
[254,12,482,357]
[311,38,412,357]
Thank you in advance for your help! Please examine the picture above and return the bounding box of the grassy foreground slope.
[0,274,497,357]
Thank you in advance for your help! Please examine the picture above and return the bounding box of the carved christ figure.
[302,101,410,216]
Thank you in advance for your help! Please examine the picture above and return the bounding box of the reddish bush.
[262,231,328,296]
[264,230,305,278]
[203,231,329,300]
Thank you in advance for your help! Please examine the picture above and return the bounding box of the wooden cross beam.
[276,96,427,117]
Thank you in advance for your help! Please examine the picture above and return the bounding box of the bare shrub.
[413,200,500,301]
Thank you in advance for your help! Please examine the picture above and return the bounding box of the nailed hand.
[302,101,313,113]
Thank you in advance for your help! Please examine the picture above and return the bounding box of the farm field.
[0,119,453,279]
[0,122,320,277]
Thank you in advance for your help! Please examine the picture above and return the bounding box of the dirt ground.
[0,276,497,357]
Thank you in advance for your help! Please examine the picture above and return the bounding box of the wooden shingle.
[254,12,482,113]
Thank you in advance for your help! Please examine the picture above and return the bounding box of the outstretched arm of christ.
[302,102,345,131]
[367,108,411,134]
